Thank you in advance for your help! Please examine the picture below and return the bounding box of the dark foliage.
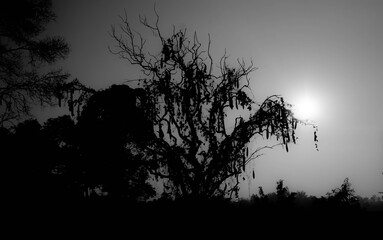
[3,84,156,204]
[247,178,373,214]
[75,84,156,200]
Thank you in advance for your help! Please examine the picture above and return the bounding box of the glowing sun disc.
[293,95,321,121]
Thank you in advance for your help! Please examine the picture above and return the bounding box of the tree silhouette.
[109,10,318,201]
[41,115,82,199]
[43,114,76,147]
[275,179,296,210]
[76,84,156,200]
[3,82,157,202]
[327,177,360,210]
[276,179,289,198]
[0,0,70,125]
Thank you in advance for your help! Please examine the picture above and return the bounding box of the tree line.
[2,0,326,206]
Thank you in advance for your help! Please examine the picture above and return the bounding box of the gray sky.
[40,0,383,198]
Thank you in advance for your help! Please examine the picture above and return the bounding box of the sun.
[293,94,321,121]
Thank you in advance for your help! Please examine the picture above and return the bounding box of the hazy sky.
[40,0,383,198]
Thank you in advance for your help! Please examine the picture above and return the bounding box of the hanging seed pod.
[252,170,255,179]
[286,143,289,152]
[242,155,246,171]
[68,99,74,116]
[167,121,172,137]
[159,123,164,139]
[229,97,233,109]
[246,147,249,157]
[266,127,269,139]
[271,123,275,135]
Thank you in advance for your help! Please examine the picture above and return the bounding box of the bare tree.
[109,9,318,200]
[0,0,70,126]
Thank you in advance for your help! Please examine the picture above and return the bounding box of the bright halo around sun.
[292,93,321,121]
